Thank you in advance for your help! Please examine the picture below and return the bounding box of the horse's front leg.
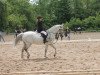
[21,43,26,59]
[44,45,48,58]
[50,44,56,57]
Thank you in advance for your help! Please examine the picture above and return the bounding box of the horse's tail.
[14,33,23,46]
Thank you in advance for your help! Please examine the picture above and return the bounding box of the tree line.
[0,0,100,33]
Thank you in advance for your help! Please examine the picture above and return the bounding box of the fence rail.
[1,69,100,75]
[1,39,100,45]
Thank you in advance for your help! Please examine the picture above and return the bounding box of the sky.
[29,0,38,4]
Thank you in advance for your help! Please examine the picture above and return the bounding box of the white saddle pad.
[41,31,47,35]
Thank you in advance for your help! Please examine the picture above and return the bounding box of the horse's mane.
[47,25,60,32]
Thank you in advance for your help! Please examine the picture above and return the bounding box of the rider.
[36,16,48,44]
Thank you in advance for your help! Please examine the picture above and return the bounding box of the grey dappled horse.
[0,31,5,42]
[14,24,64,59]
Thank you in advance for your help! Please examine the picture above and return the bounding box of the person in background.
[64,27,70,40]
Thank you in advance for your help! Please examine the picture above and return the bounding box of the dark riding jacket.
[37,20,44,33]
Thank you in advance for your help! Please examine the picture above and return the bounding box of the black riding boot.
[41,33,47,44]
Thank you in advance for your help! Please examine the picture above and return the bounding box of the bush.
[69,18,83,30]
[67,14,100,32]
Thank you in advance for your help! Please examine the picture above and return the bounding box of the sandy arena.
[0,32,100,75]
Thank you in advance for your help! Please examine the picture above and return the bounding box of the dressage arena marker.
[59,38,100,43]
[1,69,100,75]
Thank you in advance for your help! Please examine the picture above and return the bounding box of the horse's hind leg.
[50,44,56,57]
[21,42,26,59]
[0,35,1,41]
[21,48,24,59]
[24,43,31,59]
[1,36,5,42]
[44,45,48,58]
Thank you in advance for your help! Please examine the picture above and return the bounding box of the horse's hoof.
[27,57,30,59]
[44,56,48,59]
[27,55,30,59]
[54,54,56,57]
[21,56,23,59]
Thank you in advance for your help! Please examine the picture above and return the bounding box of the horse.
[0,31,5,42]
[14,24,64,59]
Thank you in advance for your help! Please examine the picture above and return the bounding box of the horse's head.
[46,24,64,41]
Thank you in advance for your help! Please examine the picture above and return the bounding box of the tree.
[55,0,72,24]
[73,0,85,19]
[6,0,35,31]
[92,0,100,14]
[0,0,7,31]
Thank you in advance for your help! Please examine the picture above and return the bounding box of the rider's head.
[37,16,43,21]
